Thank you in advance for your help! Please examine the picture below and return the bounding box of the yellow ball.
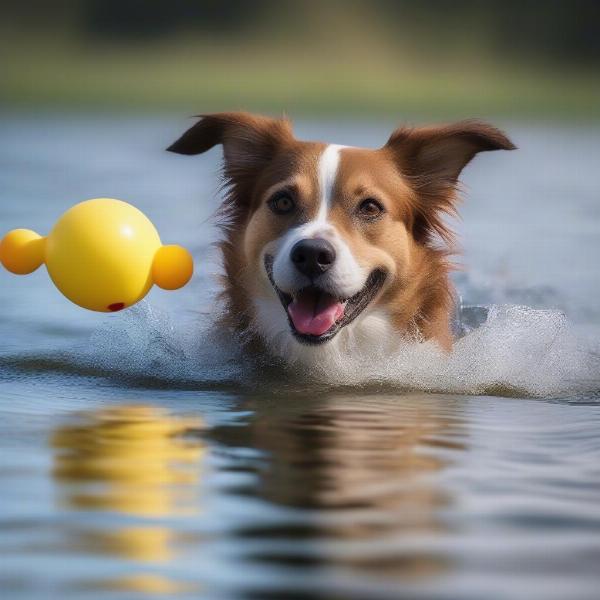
[152,245,194,290]
[45,199,161,312]
[0,229,45,275]
[1,198,194,312]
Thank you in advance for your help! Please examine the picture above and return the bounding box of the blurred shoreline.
[3,35,599,121]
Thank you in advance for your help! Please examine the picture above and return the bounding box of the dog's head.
[169,113,514,352]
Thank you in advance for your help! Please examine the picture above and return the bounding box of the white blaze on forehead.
[316,144,344,223]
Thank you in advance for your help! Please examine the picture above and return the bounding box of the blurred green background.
[2,0,599,119]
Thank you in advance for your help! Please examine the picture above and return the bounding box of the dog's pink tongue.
[288,292,344,336]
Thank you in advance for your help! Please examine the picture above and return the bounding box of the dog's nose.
[290,238,336,278]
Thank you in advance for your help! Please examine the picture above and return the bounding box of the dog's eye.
[268,192,296,215]
[357,198,385,220]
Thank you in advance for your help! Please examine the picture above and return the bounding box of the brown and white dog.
[168,113,514,367]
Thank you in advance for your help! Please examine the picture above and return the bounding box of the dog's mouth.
[264,256,386,345]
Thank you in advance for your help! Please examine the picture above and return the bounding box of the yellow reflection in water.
[51,404,204,593]
[53,405,203,517]
[99,573,197,595]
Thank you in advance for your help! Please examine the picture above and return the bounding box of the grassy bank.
[3,36,599,119]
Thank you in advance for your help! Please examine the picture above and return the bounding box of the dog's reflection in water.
[51,404,204,594]
[210,393,466,581]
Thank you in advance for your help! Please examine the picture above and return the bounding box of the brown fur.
[168,112,515,352]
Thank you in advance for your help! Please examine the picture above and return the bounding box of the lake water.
[1,115,599,599]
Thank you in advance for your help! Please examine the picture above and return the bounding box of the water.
[1,115,599,599]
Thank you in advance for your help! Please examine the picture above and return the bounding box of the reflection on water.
[5,392,596,599]
[51,405,204,594]
[47,396,467,598]
[209,394,466,589]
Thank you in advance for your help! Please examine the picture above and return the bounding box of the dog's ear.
[386,119,515,189]
[384,120,515,243]
[167,112,293,179]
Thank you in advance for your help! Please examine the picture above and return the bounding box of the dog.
[168,112,514,368]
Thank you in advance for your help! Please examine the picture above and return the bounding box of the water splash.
[82,301,599,398]
[86,303,247,386]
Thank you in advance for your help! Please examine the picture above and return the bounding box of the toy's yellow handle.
[152,245,193,290]
[0,229,46,275]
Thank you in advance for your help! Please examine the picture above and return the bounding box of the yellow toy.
[0,198,193,312]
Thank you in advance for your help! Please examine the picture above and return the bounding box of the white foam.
[85,302,599,398]
[87,303,246,385]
